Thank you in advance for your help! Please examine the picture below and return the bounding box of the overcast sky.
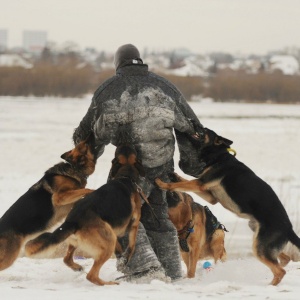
[1,0,300,55]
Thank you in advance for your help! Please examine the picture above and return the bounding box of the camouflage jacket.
[73,64,203,175]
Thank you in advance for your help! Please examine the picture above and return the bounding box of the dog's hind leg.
[0,234,23,271]
[63,244,83,271]
[278,252,291,267]
[210,230,227,263]
[258,255,286,286]
[84,225,119,286]
[253,236,286,286]
[87,256,119,286]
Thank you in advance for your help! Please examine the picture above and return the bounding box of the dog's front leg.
[155,178,218,205]
[155,178,200,192]
[115,222,139,272]
[168,172,189,183]
[125,220,140,263]
[124,196,141,263]
[194,190,218,205]
[52,188,94,206]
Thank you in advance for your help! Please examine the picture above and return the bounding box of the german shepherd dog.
[166,189,227,278]
[25,140,145,286]
[0,134,96,272]
[156,127,300,285]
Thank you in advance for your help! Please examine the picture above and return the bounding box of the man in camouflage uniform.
[73,44,204,281]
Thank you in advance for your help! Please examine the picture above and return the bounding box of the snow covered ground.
[1,96,300,299]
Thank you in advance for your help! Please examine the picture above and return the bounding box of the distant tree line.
[96,70,300,103]
[204,70,300,103]
[0,63,300,103]
[0,65,94,97]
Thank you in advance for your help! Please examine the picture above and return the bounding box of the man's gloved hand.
[175,126,205,178]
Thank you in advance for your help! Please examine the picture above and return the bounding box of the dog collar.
[177,220,195,252]
[227,148,237,156]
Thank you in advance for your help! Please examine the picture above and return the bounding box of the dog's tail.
[25,222,77,258]
[288,229,300,250]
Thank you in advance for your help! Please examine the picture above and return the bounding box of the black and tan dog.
[0,134,96,272]
[156,127,300,286]
[25,141,145,286]
[166,189,227,278]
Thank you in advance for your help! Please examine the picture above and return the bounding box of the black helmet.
[114,44,143,70]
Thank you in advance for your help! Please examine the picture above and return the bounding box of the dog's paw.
[71,263,84,272]
[154,178,165,188]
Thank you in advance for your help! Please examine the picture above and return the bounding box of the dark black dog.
[25,141,145,286]
[156,127,300,285]
[0,135,96,272]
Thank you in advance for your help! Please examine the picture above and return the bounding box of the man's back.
[93,64,194,168]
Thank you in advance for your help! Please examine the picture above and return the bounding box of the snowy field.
[1,96,300,299]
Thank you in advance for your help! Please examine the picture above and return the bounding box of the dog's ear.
[205,128,233,147]
[61,150,71,162]
[214,135,233,147]
[134,159,145,177]
[110,158,121,178]
[83,132,96,154]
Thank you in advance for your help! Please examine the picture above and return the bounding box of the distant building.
[0,29,8,52]
[23,30,47,54]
